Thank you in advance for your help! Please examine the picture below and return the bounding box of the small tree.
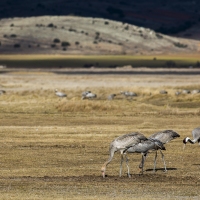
[14,44,20,48]
[61,41,70,47]
[53,38,60,43]
[10,34,17,37]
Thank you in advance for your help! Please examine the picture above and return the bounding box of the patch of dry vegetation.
[0,71,200,199]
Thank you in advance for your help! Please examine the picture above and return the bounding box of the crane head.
[183,137,190,149]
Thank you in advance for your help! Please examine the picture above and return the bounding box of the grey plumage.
[159,90,168,94]
[0,90,6,95]
[127,138,166,174]
[101,132,147,178]
[82,91,91,98]
[55,89,67,97]
[139,130,180,172]
[82,92,97,100]
[191,90,200,94]
[120,91,137,97]
[107,94,116,100]
[182,89,190,94]
[183,127,200,149]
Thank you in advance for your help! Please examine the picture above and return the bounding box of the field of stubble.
[0,68,200,199]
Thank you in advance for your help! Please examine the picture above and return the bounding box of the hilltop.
[0,16,199,55]
[0,0,200,40]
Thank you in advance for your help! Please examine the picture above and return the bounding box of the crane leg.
[153,150,158,172]
[119,154,124,177]
[141,154,145,175]
[159,150,167,172]
[125,155,131,178]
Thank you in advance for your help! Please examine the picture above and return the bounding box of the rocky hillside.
[0,16,199,55]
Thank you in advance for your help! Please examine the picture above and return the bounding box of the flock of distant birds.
[0,89,199,178]
[0,89,199,99]
[54,88,200,100]
[101,128,200,178]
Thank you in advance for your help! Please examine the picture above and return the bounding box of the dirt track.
[0,69,200,199]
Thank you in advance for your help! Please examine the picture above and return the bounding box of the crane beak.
[183,144,186,150]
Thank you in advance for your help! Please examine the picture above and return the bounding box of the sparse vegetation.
[10,34,17,37]
[156,33,163,39]
[47,23,55,28]
[61,41,70,47]
[53,38,60,43]
[51,44,56,48]
[13,43,20,48]
[0,70,200,199]
[165,60,176,67]
[173,42,188,48]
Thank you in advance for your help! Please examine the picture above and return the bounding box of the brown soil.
[0,68,200,199]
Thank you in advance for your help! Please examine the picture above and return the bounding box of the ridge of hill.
[0,16,199,55]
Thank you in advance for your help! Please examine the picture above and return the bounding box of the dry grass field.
[0,68,200,199]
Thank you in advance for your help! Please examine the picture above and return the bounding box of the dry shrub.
[56,100,118,112]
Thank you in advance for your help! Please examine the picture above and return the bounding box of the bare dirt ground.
[0,68,200,199]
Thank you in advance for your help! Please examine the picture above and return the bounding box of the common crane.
[82,92,97,100]
[127,138,166,174]
[183,127,200,149]
[139,130,180,172]
[101,132,147,178]
[120,91,137,98]
[107,94,116,100]
[55,89,67,97]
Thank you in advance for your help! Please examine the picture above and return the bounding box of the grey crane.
[82,92,97,100]
[107,94,116,100]
[120,91,137,98]
[127,138,166,174]
[0,90,6,95]
[183,127,200,149]
[139,130,180,172]
[55,89,67,97]
[101,132,147,178]
[81,91,91,98]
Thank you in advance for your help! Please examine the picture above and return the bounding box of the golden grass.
[0,71,200,199]
[0,54,200,68]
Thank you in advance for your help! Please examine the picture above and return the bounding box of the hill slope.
[0,16,199,55]
[0,0,200,39]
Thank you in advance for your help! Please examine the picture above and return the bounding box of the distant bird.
[182,89,190,94]
[0,90,6,95]
[175,91,181,96]
[55,89,67,97]
[127,138,166,174]
[101,132,147,178]
[82,91,91,98]
[139,130,180,172]
[159,90,168,94]
[191,89,200,94]
[107,94,116,100]
[120,91,137,98]
[183,127,200,149]
[82,92,97,100]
